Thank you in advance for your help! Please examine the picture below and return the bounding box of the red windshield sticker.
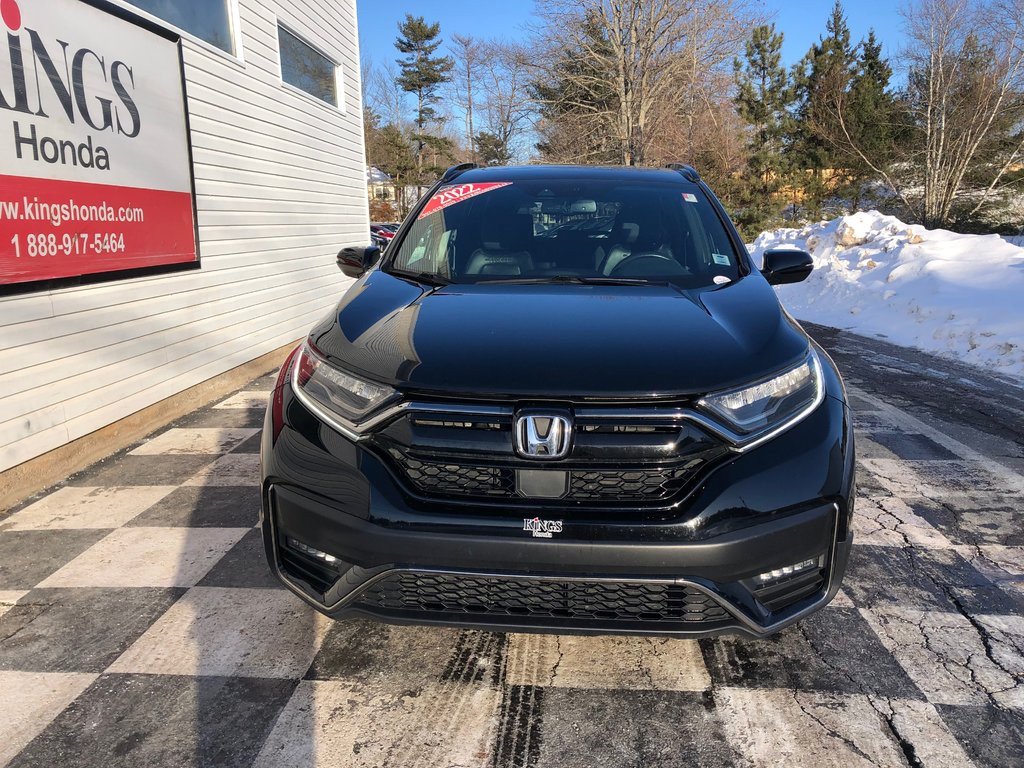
[683,192,698,203]
[418,182,513,219]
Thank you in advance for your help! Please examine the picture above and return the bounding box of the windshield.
[386,179,743,286]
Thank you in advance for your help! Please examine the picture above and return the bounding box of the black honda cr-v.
[260,163,854,638]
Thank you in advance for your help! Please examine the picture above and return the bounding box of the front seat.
[594,221,639,272]
[465,213,534,276]
[597,208,670,275]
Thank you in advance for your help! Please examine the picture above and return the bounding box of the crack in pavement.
[872,607,1020,708]
[944,590,1023,703]
[548,636,563,685]
[868,697,923,768]
[635,640,658,690]
[790,688,875,764]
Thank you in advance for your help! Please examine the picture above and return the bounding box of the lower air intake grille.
[754,569,826,612]
[278,546,339,595]
[355,572,731,625]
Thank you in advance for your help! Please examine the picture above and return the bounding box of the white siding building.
[0,0,366,476]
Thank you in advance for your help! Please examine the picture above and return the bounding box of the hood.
[309,271,810,399]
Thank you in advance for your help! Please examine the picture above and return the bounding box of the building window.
[124,0,236,54]
[278,25,338,107]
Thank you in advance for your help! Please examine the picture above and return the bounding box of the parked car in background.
[370,224,396,245]
[262,163,854,638]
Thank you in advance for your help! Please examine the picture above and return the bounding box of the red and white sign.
[418,182,512,220]
[0,0,197,287]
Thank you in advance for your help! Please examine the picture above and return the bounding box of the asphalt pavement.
[1,322,1022,768]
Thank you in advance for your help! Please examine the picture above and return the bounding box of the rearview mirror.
[337,244,381,278]
[761,249,813,285]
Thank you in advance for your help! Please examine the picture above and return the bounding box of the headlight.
[294,341,398,424]
[698,351,823,440]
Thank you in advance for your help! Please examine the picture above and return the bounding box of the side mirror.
[337,244,381,278]
[761,249,813,285]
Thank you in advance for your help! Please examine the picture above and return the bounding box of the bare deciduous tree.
[365,59,410,129]
[904,0,1024,225]
[533,0,760,166]
[964,0,1024,217]
[478,41,534,163]
[673,1,763,162]
[450,34,484,161]
[823,0,1024,226]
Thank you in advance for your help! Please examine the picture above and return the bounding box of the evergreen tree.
[395,15,453,174]
[790,1,856,217]
[843,30,898,206]
[373,123,417,214]
[532,10,620,164]
[475,131,513,166]
[733,24,792,236]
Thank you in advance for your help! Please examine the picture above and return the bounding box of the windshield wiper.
[473,275,671,286]
[571,276,672,286]
[390,270,451,286]
[472,276,563,284]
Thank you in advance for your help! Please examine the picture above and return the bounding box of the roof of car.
[453,164,697,184]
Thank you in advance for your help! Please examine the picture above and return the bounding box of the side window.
[702,209,738,268]
[125,0,236,54]
[407,227,432,267]
[398,222,456,277]
[278,25,340,108]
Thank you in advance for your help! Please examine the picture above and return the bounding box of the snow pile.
[749,211,1024,380]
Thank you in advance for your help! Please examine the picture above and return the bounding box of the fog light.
[287,537,339,564]
[755,557,820,584]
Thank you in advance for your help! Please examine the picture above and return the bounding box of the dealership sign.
[0,0,197,288]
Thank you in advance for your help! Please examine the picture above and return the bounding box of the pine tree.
[475,131,512,166]
[374,123,417,214]
[733,24,792,236]
[790,1,856,217]
[842,30,897,207]
[532,10,620,164]
[395,15,453,175]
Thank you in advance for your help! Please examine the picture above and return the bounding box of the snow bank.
[749,211,1024,381]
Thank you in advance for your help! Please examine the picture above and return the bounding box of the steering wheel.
[609,252,683,277]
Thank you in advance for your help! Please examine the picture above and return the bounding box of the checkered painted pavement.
[2,361,1023,767]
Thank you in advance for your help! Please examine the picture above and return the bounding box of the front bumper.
[261,354,855,638]
[262,482,852,638]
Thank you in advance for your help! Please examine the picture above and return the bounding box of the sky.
[354,0,909,75]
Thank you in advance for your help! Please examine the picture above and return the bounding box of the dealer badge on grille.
[523,517,563,538]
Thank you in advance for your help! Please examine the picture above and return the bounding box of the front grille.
[388,450,710,503]
[393,451,514,496]
[374,405,730,508]
[355,572,732,625]
[569,463,705,500]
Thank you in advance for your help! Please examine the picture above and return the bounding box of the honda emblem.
[514,411,572,460]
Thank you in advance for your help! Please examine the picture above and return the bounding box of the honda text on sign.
[0,0,197,289]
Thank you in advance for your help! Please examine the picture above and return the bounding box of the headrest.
[481,213,533,251]
[465,252,530,276]
[622,207,664,250]
[616,222,640,244]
